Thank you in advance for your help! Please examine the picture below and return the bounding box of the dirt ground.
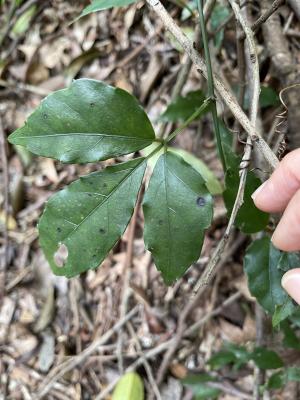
[0,1,300,399]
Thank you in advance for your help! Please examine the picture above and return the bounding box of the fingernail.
[282,270,300,305]
[251,181,268,201]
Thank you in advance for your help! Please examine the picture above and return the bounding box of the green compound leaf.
[251,347,284,370]
[170,148,223,195]
[143,151,213,284]
[78,0,137,19]
[160,90,209,122]
[39,158,146,277]
[208,343,251,370]
[112,372,144,400]
[142,145,222,195]
[267,367,300,390]
[182,373,220,400]
[8,79,155,164]
[208,342,283,374]
[244,236,296,325]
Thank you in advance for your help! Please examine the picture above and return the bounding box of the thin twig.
[127,322,162,400]
[158,0,215,139]
[95,290,242,400]
[154,235,245,387]
[194,0,261,292]
[35,306,140,399]
[146,0,279,170]
[254,304,267,400]
[0,2,17,49]
[117,188,142,372]
[0,116,9,296]
[239,0,286,39]
[0,79,51,97]
[207,381,252,400]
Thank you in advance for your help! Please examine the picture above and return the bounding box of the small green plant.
[4,0,300,397]
[9,79,214,282]
[182,341,300,399]
[8,0,298,326]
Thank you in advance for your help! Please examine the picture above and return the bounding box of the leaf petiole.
[165,98,212,143]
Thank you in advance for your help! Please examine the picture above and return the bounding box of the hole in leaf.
[54,243,68,268]
[196,196,206,207]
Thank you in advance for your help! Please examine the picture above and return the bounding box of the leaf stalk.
[165,98,212,143]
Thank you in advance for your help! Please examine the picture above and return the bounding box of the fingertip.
[251,180,276,212]
[271,188,300,252]
[251,181,267,202]
[282,269,300,305]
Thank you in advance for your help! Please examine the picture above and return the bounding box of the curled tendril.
[275,83,300,159]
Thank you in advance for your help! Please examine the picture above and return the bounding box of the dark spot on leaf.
[43,113,48,119]
[57,227,62,233]
[92,254,97,258]
[196,196,206,207]
[90,102,95,107]
[99,228,105,234]
[158,219,163,225]
[103,183,107,188]
[87,193,92,197]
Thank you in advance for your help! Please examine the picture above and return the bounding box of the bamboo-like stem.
[193,0,261,292]
[145,0,279,171]
[197,0,226,171]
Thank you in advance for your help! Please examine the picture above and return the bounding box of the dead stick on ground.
[0,116,9,297]
[154,235,245,387]
[95,290,243,400]
[146,0,279,170]
[127,322,162,400]
[117,188,143,372]
[35,306,140,399]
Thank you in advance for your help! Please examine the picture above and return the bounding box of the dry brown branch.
[35,306,140,399]
[154,235,245,387]
[117,188,143,372]
[0,116,9,298]
[193,0,261,292]
[146,0,279,170]
[95,290,242,399]
[240,0,286,38]
[127,322,162,400]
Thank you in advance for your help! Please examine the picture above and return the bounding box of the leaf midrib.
[163,155,172,273]
[63,159,145,241]
[14,132,153,141]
